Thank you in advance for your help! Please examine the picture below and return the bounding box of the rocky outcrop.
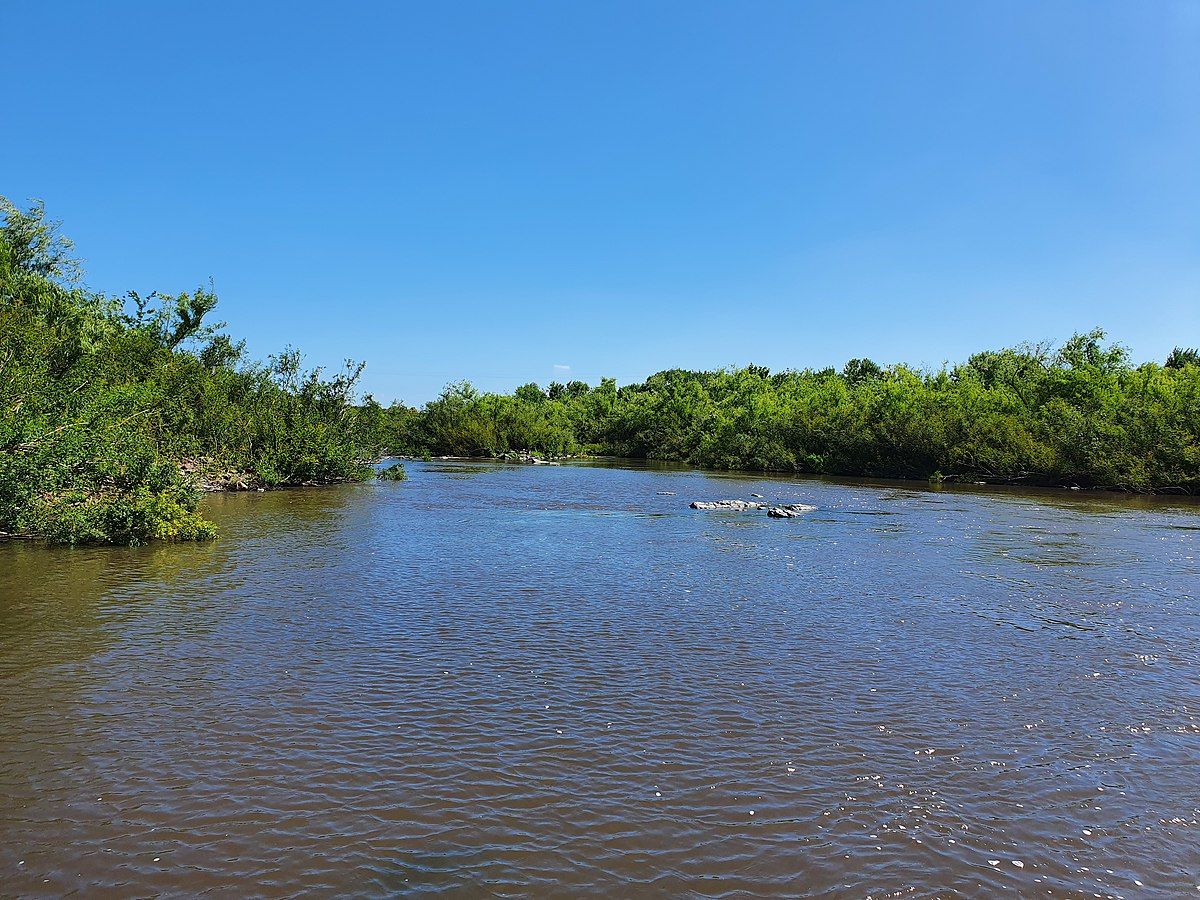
[767,504,817,518]
[690,499,768,511]
[690,498,817,517]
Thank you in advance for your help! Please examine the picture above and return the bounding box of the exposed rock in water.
[767,504,817,518]
[690,499,767,511]
[750,493,764,498]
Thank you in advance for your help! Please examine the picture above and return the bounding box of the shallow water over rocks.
[2,461,1198,896]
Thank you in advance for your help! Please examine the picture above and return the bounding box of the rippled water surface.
[2,461,1199,897]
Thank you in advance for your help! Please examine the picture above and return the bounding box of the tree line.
[3,198,1197,544]
[380,343,1200,497]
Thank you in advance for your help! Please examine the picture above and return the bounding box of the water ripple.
[2,462,1198,895]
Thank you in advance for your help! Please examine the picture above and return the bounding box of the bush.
[399,332,1200,493]
[1,197,383,544]
[376,462,407,481]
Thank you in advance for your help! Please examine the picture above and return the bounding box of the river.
[1,460,1198,896]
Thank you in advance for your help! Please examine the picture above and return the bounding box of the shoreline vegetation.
[1,199,384,544]
[3,200,1198,545]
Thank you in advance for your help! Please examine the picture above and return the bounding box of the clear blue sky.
[4,1,1197,405]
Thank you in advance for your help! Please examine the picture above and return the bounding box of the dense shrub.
[1,198,381,544]
[387,336,1200,493]
[376,462,407,481]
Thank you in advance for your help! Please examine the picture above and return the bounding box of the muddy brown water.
[1,461,1198,897]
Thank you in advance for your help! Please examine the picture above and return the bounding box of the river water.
[1,461,1198,897]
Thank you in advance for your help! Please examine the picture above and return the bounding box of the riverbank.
[6,199,1198,547]
[388,334,1200,495]
[179,457,373,493]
